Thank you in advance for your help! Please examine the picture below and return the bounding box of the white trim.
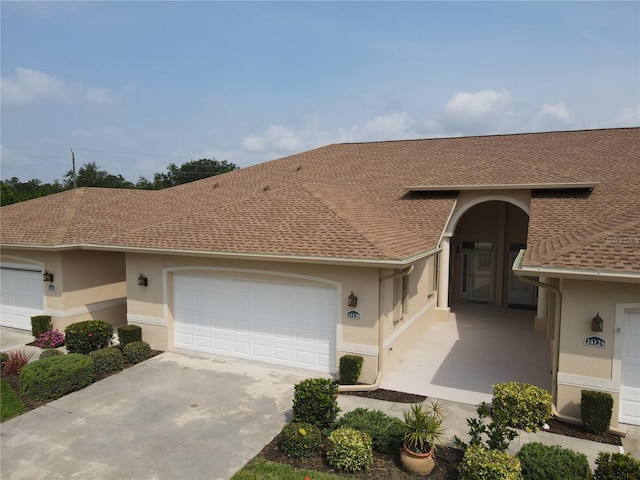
[337,342,378,356]
[383,298,437,350]
[445,194,530,236]
[406,182,598,191]
[515,263,640,283]
[127,313,167,327]
[557,372,619,393]
[46,298,126,319]
[1,260,43,272]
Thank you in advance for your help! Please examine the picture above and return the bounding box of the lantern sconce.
[43,270,54,282]
[591,313,603,332]
[138,274,148,287]
[348,291,358,308]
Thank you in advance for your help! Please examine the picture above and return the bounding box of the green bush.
[516,442,590,480]
[581,390,613,435]
[333,407,406,454]
[89,347,126,375]
[454,402,518,453]
[292,378,340,429]
[31,315,52,338]
[492,382,552,432]
[594,452,640,480]
[20,354,94,402]
[278,422,322,459]
[117,324,142,347]
[123,341,151,364]
[0,352,9,366]
[39,349,63,359]
[459,445,523,480]
[338,355,363,385]
[326,427,373,473]
[64,320,113,355]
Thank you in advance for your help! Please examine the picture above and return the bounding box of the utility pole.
[71,149,77,189]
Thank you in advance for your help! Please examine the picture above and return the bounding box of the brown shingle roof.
[2,128,638,271]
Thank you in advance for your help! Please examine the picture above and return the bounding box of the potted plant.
[400,401,446,475]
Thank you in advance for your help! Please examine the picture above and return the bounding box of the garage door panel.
[1,267,44,330]
[174,274,336,373]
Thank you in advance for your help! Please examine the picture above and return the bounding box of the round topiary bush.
[64,320,113,355]
[516,442,590,480]
[333,407,406,454]
[123,341,152,364]
[89,347,126,375]
[459,445,523,480]
[492,382,552,432]
[20,353,94,402]
[278,422,322,459]
[39,349,63,359]
[326,427,373,473]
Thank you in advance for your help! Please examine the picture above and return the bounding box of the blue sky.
[2,1,639,184]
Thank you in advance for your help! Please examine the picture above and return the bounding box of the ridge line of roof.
[51,189,86,244]
[330,126,640,147]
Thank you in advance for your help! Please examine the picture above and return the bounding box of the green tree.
[63,162,135,189]
[152,158,238,188]
[1,177,64,206]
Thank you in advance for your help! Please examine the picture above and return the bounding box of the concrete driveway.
[0,350,317,480]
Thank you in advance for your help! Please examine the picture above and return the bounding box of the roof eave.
[1,242,440,269]
[405,182,599,192]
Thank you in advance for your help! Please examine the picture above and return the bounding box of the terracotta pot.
[400,443,436,475]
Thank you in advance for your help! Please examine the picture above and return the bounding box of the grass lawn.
[1,378,25,422]
[231,457,348,480]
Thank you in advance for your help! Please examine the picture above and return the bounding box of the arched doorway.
[450,201,535,308]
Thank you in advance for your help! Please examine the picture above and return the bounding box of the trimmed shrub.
[89,347,126,375]
[333,407,406,454]
[3,349,34,375]
[117,324,142,347]
[594,452,640,480]
[292,378,340,429]
[39,349,63,359]
[36,329,65,348]
[123,341,152,364]
[516,442,590,480]
[64,320,113,355]
[326,427,373,473]
[338,355,363,385]
[20,353,94,401]
[278,422,322,459]
[581,390,613,435]
[459,445,523,480]
[31,315,52,338]
[0,352,9,366]
[492,382,552,432]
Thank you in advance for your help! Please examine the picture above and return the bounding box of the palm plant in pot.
[400,401,446,475]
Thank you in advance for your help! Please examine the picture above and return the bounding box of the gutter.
[338,264,416,393]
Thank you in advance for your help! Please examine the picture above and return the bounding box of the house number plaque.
[584,336,606,348]
[346,310,361,320]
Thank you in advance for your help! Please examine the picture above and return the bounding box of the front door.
[469,251,494,302]
[506,245,537,306]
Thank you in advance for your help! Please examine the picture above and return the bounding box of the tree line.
[1,158,238,206]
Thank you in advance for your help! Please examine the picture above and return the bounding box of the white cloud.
[538,101,570,121]
[439,89,513,134]
[360,113,410,137]
[1,67,114,108]
[241,125,303,153]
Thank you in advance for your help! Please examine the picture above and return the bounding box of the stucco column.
[437,236,451,320]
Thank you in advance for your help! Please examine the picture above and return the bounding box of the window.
[394,274,409,322]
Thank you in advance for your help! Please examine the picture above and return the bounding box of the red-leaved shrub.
[3,349,34,375]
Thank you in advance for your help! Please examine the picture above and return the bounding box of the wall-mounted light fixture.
[591,313,603,332]
[348,291,358,308]
[138,274,148,287]
[43,270,54,282]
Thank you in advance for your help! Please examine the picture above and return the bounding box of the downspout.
[338,264,415,392]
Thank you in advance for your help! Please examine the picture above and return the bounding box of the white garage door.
[174,274,337,373]
[619,308,640,425]
[1,266,44,330]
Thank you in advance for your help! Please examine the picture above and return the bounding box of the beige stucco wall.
[125,252,441,383]
[556,278,640,428]
[1,248,126,330]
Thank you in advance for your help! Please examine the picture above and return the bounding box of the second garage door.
[1,266,44,330]
[174,274,337,373]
